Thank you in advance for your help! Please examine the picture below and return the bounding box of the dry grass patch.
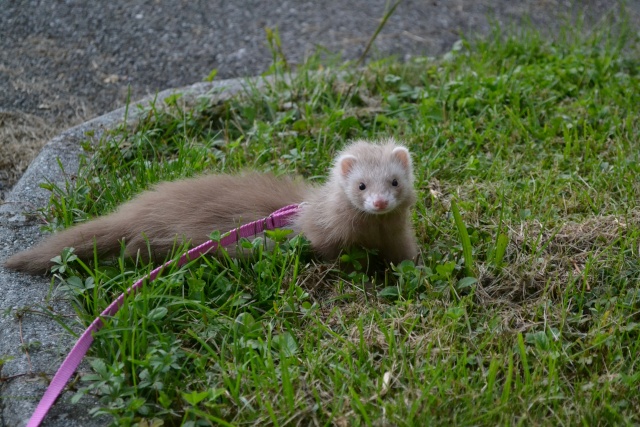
[0,111,57,194]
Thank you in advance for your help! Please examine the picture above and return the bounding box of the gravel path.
[2,0,637,200]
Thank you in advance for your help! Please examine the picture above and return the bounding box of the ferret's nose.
[373,199,388,210]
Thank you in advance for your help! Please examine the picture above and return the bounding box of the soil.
[1,0,637,200]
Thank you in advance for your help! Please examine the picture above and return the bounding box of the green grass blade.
[451,199,475,277]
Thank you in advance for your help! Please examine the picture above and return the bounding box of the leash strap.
[27,204,300,427]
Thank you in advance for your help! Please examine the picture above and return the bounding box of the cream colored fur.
[4,139,419,275]
[293,139,418,264]
[5,173,309,274]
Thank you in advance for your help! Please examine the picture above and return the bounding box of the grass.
[33,19,640,426]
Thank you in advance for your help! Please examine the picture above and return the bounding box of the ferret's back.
[122,172,310,235]
[145,173,308,216]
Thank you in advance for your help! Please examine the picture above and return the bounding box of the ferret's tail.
[3,217,127,275]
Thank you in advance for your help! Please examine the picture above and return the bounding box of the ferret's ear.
[338,154,357,177]
[392,146,412,170]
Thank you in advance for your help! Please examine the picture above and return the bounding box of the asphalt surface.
[1,1,639,425]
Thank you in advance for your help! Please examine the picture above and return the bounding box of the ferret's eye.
[359,183,366,191]
[391,179,398,187]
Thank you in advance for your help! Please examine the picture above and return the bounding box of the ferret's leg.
[381,228,419,265]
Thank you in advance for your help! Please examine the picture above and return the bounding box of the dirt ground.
[1,0,637,200]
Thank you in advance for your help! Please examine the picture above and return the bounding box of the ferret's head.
[333,139,415,215]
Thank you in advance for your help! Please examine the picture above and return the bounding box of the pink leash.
[27,204,301,427]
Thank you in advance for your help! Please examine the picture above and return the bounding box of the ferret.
[3,139,419,275]
[294,140,418,265]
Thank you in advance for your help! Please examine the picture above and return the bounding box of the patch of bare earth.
[478,212,640,304]
[0,111,60,200]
